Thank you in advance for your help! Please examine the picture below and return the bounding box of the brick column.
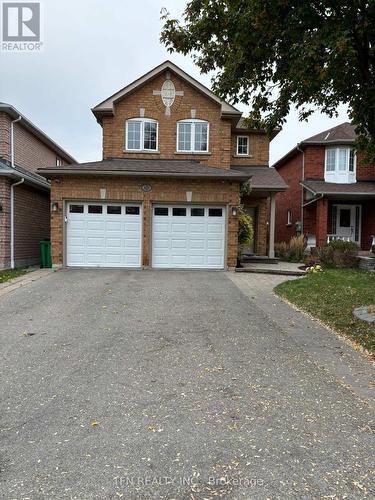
[316,197,328,247]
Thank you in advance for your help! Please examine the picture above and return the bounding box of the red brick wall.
[275,151,303,242]
[101,71,269,170]
[14,184,50,265]
[356,154,375,180]
[304,146,325,179]
[0,177,11,268]
[0,111,69,172]
[50,175,240,268]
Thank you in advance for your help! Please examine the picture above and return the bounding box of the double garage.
[66,202,226,269]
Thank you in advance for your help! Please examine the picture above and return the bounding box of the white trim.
[176,119,210,153]
[287,209,292,225]
[236,135,249,156]
[324,147,356,183]
[125,118,159,152]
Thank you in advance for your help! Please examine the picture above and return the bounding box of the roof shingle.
[231,165,288,191]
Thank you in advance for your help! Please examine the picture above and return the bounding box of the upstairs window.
[236,136,249,156]
[56,157,62,166]
[125,118,158,151]
[177,119,209,153]
[324,147,356,184]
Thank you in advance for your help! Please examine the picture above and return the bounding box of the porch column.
[316,197,328,247]
[268,192,276,258]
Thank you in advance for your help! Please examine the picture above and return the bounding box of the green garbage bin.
[40,239,52,268]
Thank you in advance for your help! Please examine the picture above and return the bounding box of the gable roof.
[0,103,77,164]
[92,60,241,122]
[303,122,356,144]
[273,122,356,169]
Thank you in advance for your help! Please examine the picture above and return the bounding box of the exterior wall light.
[51,202,59,212]
[231,206,238,217]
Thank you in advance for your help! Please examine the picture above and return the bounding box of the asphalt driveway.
[0,269,374,499]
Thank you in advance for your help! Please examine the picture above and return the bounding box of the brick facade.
[275,143,375,250]
[0,108,73,268]
[50,176,240,268]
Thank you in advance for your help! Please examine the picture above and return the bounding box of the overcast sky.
[0,0,349,165]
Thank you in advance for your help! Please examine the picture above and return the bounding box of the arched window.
[176,119,209,153]
[125,118,158,151]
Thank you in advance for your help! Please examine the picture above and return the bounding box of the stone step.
[235,267,306,277]
[241,255,279,264]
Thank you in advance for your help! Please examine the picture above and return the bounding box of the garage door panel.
[67,203,141,267]
[152,205,225,269]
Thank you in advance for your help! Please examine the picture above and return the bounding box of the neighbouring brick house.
[39,61,286,269]
[0,103,76,269]
[273,122,375,250]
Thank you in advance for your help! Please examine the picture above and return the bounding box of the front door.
[335,205,361,244]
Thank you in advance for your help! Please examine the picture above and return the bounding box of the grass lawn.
[275,268,375,356]
[0,268,27,284]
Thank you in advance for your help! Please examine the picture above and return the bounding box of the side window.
[126,119,158,151]
[236,136,249,155]
[177,120,209,152]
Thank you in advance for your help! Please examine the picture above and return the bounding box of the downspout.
[10,115,22,167]
[10,177,24,269]
[10,115,23,269]
[296,143,305,232]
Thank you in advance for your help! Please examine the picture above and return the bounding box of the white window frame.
[56,157,62,166]
[176,119,209,153]
[324,147,356,183]
[287,209,292,226]
[125,118,159,152]
[236,136,250,156]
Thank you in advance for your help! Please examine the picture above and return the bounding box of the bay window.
[125,118,158,151]
[177,119,209,153]
[324,147,356,183]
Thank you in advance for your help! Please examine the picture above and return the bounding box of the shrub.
[288,235,307,262]
[306,264,323,274]
[304,255,321,268]
[275,241,289,260]
[237,206,254,262]
[318,240,359,268]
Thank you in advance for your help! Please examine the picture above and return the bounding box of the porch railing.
[327,234,351,243]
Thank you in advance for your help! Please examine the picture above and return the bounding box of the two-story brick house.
[39,61,286,269]
[0,103,76,269]
[273,122,375,250]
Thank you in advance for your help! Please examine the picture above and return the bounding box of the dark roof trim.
[0,160,50,191]
[38,168,249,181]
[0,103,77,164]
[300,181,375,196]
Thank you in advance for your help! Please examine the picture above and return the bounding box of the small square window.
[107,206,122,215]
[173,207,187,216]
[191,208,205,217]
[154,207,168,216]
[56,157,62,166]
[69,204,84,213]
[88,205,103,214]
[126,206,140,215]
[237,136,249,155]
[209,208,222,217]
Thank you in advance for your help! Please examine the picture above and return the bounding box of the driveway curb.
[0,268,57,297]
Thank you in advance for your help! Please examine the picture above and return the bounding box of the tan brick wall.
[50,175,240,268]
[0,112,69,172]
[14,184,50,265]
[231,133,270,165]
[101,71,269,169]
[0,177,11,269]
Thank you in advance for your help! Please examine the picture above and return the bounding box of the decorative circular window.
[161,80,176,108]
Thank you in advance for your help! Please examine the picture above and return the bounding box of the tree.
[161,1,375,158]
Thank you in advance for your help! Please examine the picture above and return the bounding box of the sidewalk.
[0,268,57,297]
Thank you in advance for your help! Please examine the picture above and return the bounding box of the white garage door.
[152,205,226,269]
[66,202,142,267]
